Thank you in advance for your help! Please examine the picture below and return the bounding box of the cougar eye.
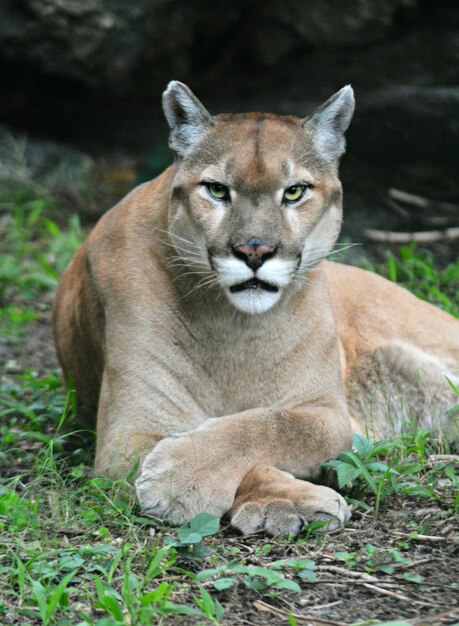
[205,182,230,202]
[283,184,307,204]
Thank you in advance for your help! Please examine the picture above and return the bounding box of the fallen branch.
[317,565,378,582]
[392,531,447,543]
[306,602,342,611]
[428,454,459,464]
[412,610,459,625]
[363,226,459,243]
[253,600,348,625]
[361,583,433,606]
[389,188,459,214]
[386,198,412,221]
[387,199,455,227]
[398,557,433,569]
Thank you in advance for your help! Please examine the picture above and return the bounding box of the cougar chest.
[186,315,308,415]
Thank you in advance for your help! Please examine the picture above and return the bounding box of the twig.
[392,531,447,542]
[412,610,459,625]
[306,602,342,611]
[388,188,459,214]
[415,215,456,227]
[55,527,86,535]
[428,454,459,464]
[361,583,431,605]
[253,600,348,625]
[387,199,455,226]
[290,578,354,585]
[306,578,453,593]
[363,226,459,243]
[398,557,432,569]
[386,198,412,221]
[316,565,378,582]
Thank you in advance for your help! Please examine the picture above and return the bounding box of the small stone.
[5,360,21,373]
[99,14,116,30]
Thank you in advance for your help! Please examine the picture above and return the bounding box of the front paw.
[135,433,244,524]
[231,465,351,536]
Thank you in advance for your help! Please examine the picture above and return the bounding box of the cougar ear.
[162,81,214,157]
[303,86,355,162]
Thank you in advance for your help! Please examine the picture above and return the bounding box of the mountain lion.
[53,82,459,536]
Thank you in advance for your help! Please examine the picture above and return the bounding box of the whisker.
[157,238,204,259]
[333,241,362,248]
[178,276,217,301]
[329,242,362,255]
[171,270,213,282]
[167,256,210,270]
[154,228,203,251]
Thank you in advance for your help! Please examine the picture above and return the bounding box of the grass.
[0,195,83,340]
[1,178,458,625]
[362,244,458,318]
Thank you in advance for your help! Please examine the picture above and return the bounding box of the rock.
[0,0,416,90]
[250,0,415,66]
[0,0,146,88]
[0,126,99,215]
[0,0,241,91]
[0,0,189,89]
[348,87,459,166]
[0,126,92,187]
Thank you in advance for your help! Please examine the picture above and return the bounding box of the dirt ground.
[211,503,459,626]
[2,298,459,626]
[1,143,458,624]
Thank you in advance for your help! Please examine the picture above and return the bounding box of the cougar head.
[162,81,354,314]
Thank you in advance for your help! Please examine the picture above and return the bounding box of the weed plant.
[1,180,458,625]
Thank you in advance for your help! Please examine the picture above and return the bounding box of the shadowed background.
[0,7,458,623]
[1,0,458,254]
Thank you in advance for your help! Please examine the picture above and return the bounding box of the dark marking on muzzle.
[230,278,279,293]
[232,238,277,270]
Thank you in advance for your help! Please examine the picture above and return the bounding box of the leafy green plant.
[165,512,221,558]
[177,512,220,544]
[363,243,458,317]
[30,569,78,625]
[0,487,40,531]
[196,557,316,593]
[0,202,84,302]
[445,376,459,425]
[0,370,89,476]
[363,544,411,575]
[0,182,85,350]
[323,434,399,514]
[322,432,452,517]
[1,156,458,625]
[0,305,38,339]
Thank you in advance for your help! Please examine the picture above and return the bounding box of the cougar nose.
[232,238,276,270]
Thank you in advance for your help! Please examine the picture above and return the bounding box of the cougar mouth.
[230,278,279,293]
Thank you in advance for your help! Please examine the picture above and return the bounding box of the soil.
[2,6,458,621]
[211,499,459,626]
[2,287,459,625]
[1,143,458,625]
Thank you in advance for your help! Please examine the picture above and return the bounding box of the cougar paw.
[232,498,304,536]
[230,465,351,536]
[135,433,243,524]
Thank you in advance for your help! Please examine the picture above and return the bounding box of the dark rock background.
[1,0,458,255]
[0,0,414,91]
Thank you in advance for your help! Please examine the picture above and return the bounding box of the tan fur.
[53,84,459,535]
[328,264,459,437]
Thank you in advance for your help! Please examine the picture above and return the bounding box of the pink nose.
[233,238,276,270]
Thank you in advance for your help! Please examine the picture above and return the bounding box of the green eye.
[283,184,307,204]
[206,182,230,201]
